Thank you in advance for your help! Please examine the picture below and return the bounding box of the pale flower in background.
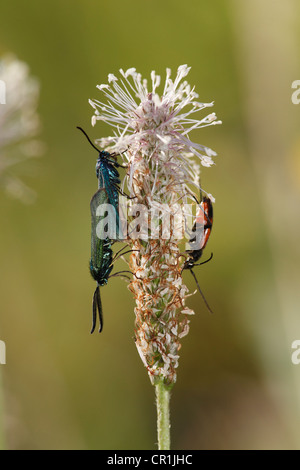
[0,55,43,203]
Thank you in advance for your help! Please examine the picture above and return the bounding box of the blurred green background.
[0,0,300,450]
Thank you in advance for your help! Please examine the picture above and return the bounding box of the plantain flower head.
[90,65,221,385]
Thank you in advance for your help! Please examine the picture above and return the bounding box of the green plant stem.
[155,380,171,450]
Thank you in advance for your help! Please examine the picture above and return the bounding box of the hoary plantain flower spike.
[0,55,43,203]
[90,65,221,386]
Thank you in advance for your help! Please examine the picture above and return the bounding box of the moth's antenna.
[77,126,100,153]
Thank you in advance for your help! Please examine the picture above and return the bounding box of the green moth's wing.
[90,188,109,275]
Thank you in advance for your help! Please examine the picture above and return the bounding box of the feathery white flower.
[90,65,221,385]
[0,55,43,203]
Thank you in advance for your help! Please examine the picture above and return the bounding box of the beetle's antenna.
[192,253,213,267]
[189,268,213,314]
